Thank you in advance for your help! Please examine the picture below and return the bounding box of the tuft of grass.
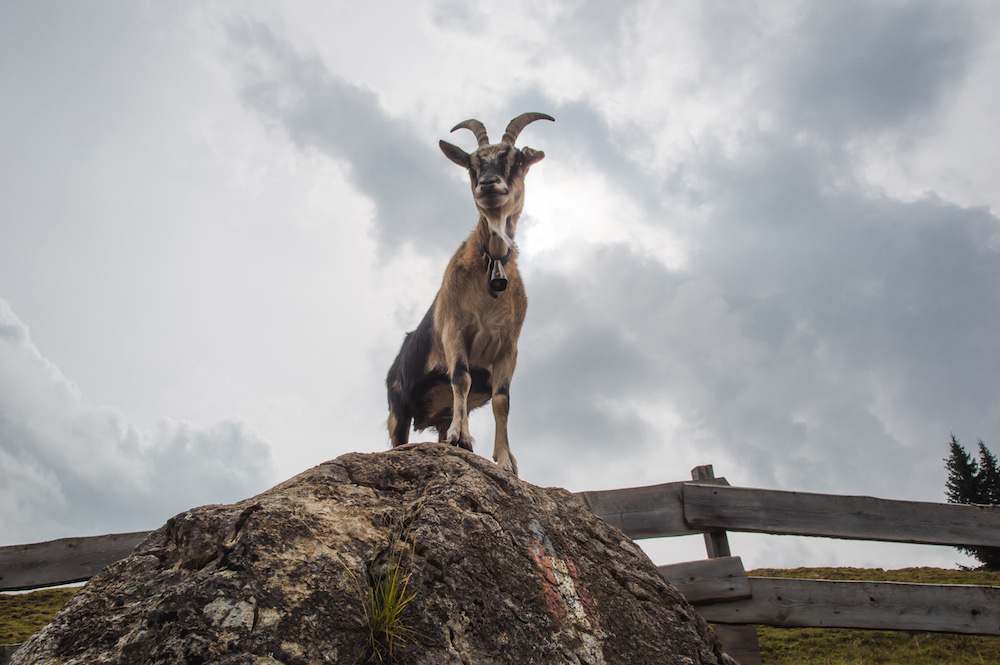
[343,503,424,664]
[0,587,79,643]
[357,544,419,664]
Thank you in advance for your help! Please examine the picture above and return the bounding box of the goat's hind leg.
[386,370,414,447]
[387,397,411,448]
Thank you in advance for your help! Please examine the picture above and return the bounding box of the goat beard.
[482,213,515,250]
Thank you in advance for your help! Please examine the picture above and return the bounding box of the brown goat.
[386,112,553,476]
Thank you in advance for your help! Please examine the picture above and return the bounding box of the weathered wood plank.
[711,625,761,665]
[575,477,727,540]
[698,577,1000,635]
[657,556,751,605]
[0,644,21,665]
[683,483,1000,548]
[576,482,692,539]
[0,531,151,591]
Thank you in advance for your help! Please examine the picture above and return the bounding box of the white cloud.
[0,298,277,545]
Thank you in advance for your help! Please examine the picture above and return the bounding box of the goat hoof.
[496,455,518,477]
[448,436,474,452]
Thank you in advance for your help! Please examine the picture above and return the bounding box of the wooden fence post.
[692,465,732,558]
[689,466,757,664]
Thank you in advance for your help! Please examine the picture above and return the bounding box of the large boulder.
[13,443,736,664]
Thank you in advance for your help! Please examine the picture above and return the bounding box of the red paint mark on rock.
[526,521,607,664]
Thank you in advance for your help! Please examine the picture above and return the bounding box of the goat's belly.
[413,370,493,430]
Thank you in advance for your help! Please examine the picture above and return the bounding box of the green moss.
[642,596,679,611]
[178,552,218,571]
[0,587,79,643]
[232,503,262,536]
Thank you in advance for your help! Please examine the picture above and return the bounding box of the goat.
[386,112,553,476]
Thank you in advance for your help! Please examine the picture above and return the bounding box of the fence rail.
[682,483,1000,547]
[3,465,999,665]
[0,531,149,592]
[576,478,1000,547]
[696,572,1000,634]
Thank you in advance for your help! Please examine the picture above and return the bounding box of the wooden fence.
[577,465,1000,664]
[3,465,1000,665]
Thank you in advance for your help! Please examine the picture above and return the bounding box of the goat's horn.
[451,119,490,147]
[501,112,554,145]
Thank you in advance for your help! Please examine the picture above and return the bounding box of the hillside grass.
[0,587,79,644]
[748,567,1000,664]
[3,568,1000,663]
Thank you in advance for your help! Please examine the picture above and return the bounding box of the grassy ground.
[749,568,1000,664]
[4,569,1000,663]
[0,587,79,644]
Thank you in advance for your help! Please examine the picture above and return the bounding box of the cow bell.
[489,259,508,293]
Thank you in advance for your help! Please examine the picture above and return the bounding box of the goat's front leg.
[490,349,518,476]
[442,325,474,451]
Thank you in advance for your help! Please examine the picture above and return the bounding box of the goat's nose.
[480,174,501,186]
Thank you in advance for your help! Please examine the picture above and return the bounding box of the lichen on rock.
[12,442,736,665]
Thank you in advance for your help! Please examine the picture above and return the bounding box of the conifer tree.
[944,434,1000,570]
[945,434,981,505]
[977,439,1000,506]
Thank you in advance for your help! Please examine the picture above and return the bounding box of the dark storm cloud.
[514,255,667,446]
[706,184,1000,490]
[497,0,998,490]
[511,119,1000,496]
[222,3,1000,503]
[696,129,1000,423]
[512,249,691,463]
[228,22,469,254]
[759,1,977,137]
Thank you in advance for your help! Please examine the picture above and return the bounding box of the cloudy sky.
[3,1,1000,571]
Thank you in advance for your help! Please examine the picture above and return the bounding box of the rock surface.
[13,443,736,664]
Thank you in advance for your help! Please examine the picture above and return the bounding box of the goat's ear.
[439,140,471,168]
[521,147,545,167]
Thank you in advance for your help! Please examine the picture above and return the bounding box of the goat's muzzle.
[476,188,509,210]
[476,174,509,209]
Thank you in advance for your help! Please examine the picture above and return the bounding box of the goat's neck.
[477,211,520,259]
